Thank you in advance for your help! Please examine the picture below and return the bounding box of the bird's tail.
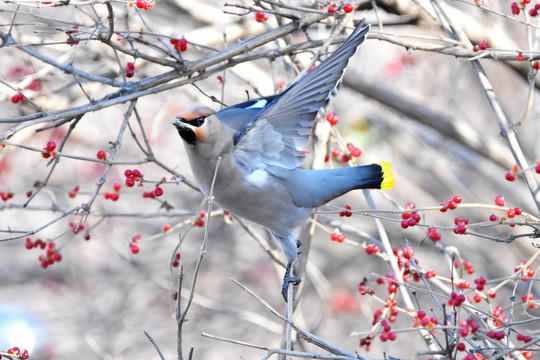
[286,163,395,208]
[375,162,395,190]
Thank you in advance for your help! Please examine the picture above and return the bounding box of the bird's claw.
[281,262,302,302]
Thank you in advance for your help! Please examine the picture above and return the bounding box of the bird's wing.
[233,19,370,173]
[216,95,279,131]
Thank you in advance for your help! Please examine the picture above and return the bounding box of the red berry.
[341,154,350,163]
[529,8,538,16]
[113,182,121,192]
[143,191,155,198]
[489,214,498,221]
[400,220,409,229]
[327,7,337,13]
[495,195,505,207]
[343,3,353,12]
[505,172,515,181]
[125,62,135,78]
[97,150,107,160]
[452,195,462,204]
[129,243,140,254]
[517,53,525,61]
[535,163,540,173]
[255,11,269,22]
[507,208,516,218]
[163,224,171,232]
[514,207,522,215]
[125,177,135,187]
[326,113,339,125]
[175,37,188,52]
[153,185,164,197]
[478,40,488,50]
[457,343,465,351]
[332,148,341,158]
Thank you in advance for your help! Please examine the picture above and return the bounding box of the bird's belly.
[212,173,309,235]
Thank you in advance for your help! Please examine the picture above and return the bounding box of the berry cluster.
[69,221,85,234]
[124,168,143,187]
[319,1,353,13]
[130,234,141,254]
[330,145,361,163]
[66,25,79,45]
[413,309,438,329]
[515,260,535,281]
[42,140,57,159]
[0,190,14,202]
[473,40,488,52]
[330,231,345,242]
[453,217,468,234]
[339,204,352,217]
[440,195,462,212]
[104,182,122,201]
[125,62,135,78]
[428,227,441,241]
[68,185,80,198]
[358,277,375,295]
[326,112,338,125]
[379,319,396,342]
[365,244,379,255]
[255,12,269,22]
[170,37,187,51]
[25,238,62,268]
[143,184,164,198]
[171,252,181,267]
[400,202,421,229]
[194,210,206,227]
[5,347,30,359]
[448,291,467,307]
[135,0,154,10]
[11,92,25,103]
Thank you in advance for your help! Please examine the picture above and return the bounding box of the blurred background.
[1,0,539,358]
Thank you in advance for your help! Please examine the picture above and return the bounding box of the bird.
[172,19,394,301]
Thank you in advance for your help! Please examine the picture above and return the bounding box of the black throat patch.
[176,127,197,145]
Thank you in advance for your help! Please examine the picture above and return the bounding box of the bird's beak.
[172,117,189,128]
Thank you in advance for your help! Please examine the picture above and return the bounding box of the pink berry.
[46,141,56,152]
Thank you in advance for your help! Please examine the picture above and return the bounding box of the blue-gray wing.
[233,20,370,174]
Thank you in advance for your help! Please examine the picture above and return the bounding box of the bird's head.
[172,105,216,146]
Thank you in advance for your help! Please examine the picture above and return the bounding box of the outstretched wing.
[233,20,370,174]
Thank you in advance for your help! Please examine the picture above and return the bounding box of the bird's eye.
[196,116,205,126]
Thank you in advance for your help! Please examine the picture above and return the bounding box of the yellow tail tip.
[376,162,395,190]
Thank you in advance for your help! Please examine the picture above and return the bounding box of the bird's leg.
[281,261,302,302]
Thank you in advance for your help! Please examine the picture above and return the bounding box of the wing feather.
[234,20,370,173]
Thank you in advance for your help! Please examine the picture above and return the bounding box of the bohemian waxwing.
[172,19,394,301]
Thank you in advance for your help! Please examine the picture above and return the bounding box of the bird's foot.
[281,262,302,302]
